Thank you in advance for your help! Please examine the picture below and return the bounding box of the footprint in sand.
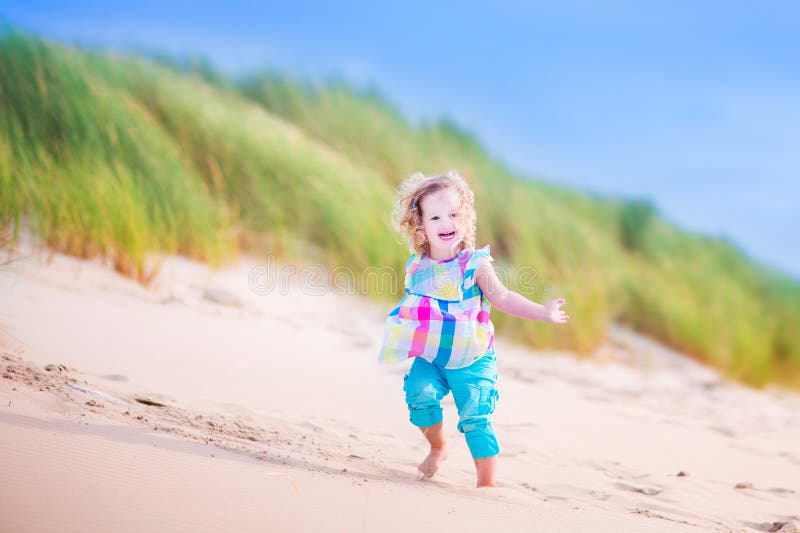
[99,374,128,382]
[586,458,652,483]
[735,482,796,496]
[708,424,737,438]
[614,481,663,496]
[300,421,325,433]
[586,489,612,501]
[778,451,800,466]
[202,288,242,308]
[741,519,800,532]
[766,487,796,495]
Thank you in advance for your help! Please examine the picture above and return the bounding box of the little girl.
[379,170,570,488]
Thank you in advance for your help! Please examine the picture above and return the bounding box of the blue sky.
[2,1,798,277]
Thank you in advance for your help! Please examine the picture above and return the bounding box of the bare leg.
[474,455,497,488]
[417,422,448,479]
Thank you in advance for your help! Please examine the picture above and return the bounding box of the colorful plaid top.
[379,245,495,369]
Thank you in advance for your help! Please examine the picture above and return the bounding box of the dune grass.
[2,30,799,389]
[0,32,231,280]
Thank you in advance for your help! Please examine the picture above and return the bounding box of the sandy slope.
[1,244,799,532]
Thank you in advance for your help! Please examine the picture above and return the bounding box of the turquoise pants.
[402,346,500,459]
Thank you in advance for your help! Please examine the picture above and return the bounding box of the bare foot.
[417,445,448,480]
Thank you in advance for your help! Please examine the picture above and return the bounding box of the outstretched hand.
[544,298,570,324]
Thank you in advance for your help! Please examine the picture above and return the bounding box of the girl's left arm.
[475,258,569,324]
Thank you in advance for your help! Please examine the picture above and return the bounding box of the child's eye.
[431,216,439,221]
[449,213,457,218]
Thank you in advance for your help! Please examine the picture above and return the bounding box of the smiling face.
[419,187,465,261]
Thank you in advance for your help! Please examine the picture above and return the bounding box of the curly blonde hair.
[391,170,477,256]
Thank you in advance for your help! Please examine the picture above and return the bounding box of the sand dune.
[1,244,799,532]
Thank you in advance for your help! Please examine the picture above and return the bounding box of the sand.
[1,242,799,532]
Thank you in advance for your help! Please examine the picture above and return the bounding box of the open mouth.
[438,231,456,241]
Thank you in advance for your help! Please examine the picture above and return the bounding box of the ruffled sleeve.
[410,252,424,271]
[403,252,422,287]
[470,244,493,266]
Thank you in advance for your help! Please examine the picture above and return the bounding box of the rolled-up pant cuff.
[409,405,443,428]
[465,427,500,459]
